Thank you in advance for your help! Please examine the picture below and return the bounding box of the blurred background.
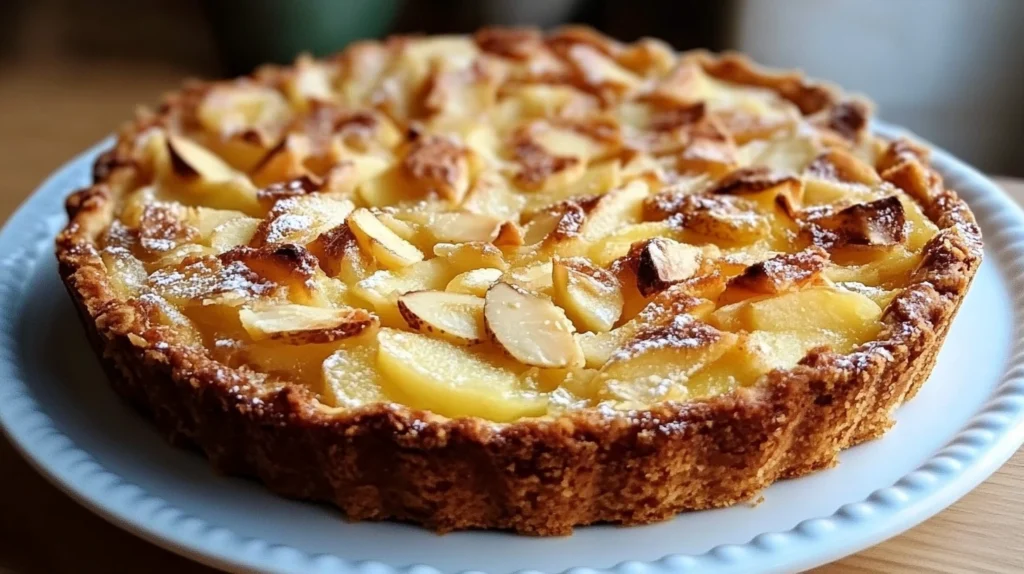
[3,0,1024,203]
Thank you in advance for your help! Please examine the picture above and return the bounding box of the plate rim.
[1,124,1023,574]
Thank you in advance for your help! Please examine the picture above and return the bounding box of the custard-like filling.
[97,32,938,422]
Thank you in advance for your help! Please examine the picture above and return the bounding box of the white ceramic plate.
[2,124,1023,574]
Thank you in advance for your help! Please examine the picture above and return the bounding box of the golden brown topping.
[710,166,800,196]
[547,26,622,58]
[805,149,881,186]
[256,175,324,208]
[630,238,705,297]
[699,52,836,115]
[239,304,377,344]
[805,196,907,250]
[401,135,470,202]
[647,193,770,245]
[79,28,953,421]
[815,100,870,141]
[725,246,829,296]
[220,243,319,286]
[473,27,543,60]
[522,202,587,245]
[309,223,363,277]
[138,204,196,254]
[877,138,930,174]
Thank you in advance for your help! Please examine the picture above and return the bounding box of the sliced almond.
[484,282,583,368]
[239,304,377,344]
[446,267,503,296]
[166,135,238,182]
[348,208,425,269]
[632,238,704,297]
[398,290,486,345]
[552,257,623,333]
[422,212,503,244]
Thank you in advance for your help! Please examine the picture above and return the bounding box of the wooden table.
[0,59,1022,574]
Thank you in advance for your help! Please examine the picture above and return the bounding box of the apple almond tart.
[57,27,982,535]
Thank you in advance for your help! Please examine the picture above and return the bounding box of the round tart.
[56,27,982,535]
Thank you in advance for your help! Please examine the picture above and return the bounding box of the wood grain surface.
[0,58,1021,574]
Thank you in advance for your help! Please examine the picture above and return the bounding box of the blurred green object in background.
[205,0,402,75]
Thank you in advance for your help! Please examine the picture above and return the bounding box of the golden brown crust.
[55,29,983,535]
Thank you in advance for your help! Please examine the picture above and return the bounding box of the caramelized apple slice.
[166,134,238,182]
[398,290,486,345]
[805,195,907,253]
[239,304,377,344]
[596,316,737,404]
[252,194,355,247]
[377,328,547,421]
[719,246,829,304]
[401,135,471,204]
[100,247,147,298]
[446,267,503,296]
[580,180,649,240]
[552,257,623,333]
[484,282,583,368]
[577,288,714,368]
[348,208,425,269]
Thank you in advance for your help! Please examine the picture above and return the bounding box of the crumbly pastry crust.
[57,28,982,535]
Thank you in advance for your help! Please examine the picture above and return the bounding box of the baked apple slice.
[376,328,547,421]
[596,316,738,404]
[551,257,624,333]
[321,338,390,408]
[446,268,504,297]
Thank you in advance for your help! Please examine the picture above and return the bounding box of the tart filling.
[57,27,982,535]
[86,31,946,423]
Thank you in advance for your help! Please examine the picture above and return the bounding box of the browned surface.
[0,55,1021,574]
